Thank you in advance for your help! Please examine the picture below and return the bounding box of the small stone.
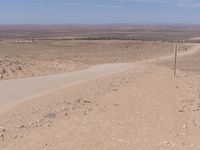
[182,124,187,129]
[0,126,6,132]
[1,134,4,142]
[178,109,184,113]
[77,99,82,103]
[19,125,25,129]
[62,106,68,111]
[181,132,186,136]
[45,124,50,128]
[118,139,122,142]
[114,104,119,106]
[113,88,118,91]
[13,135,18,139]
[83,100,91,104]
[163,141,170,145]
[193,108,200,112]
[84,111,88,115]
[18,66,22,70]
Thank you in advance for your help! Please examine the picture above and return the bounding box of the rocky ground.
[0,41,199,150]
[0,40,179,80]
[1,64,200,150]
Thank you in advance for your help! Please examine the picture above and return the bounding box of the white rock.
[163,141,170,145]
[182,124,187,129]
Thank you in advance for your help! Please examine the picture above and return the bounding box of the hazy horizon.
[0,23,200,26]
[1,0,200,24]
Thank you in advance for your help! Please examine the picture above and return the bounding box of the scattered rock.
[19,125,26,129]
[113,103,119,106]
[113,88,118,91]
[44,112,56,119]
[0,126,6,133]
[0,134,4,142]
[163,141,170,145]
[118,139,122,142]
[181,132,186,136]
[13,135,18,139]
[83,100,91,104]
[84,111,88,115]
[193,108,200,112]
[178,109,184,113]
[45,124,50,128]
[190,144,194,147]
[18,66,22,70]
[182,124,187,129]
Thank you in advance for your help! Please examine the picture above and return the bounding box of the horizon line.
[1,23,200,26]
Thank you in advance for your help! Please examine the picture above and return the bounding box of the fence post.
[174,43,178,77]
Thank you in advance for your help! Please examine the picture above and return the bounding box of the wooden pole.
[174,43,178,77]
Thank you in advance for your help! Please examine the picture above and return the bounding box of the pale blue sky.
[0,0,200,24]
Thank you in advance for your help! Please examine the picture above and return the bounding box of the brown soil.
[1,64,200,150]
[0,40,175,80]
[0,40,200,149]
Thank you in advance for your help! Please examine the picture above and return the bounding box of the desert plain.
[0,25,200,150]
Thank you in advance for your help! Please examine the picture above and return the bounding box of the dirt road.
[0,63,134,105]
[0,44,199,105]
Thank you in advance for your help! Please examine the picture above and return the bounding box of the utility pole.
[174,43,178,77]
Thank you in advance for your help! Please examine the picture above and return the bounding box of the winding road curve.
[0,44,199,105]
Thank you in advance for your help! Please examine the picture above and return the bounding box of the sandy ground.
[161,44,200,73]
[0,40,178,80]
[0,42,200,149]
[1,65,200,150]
